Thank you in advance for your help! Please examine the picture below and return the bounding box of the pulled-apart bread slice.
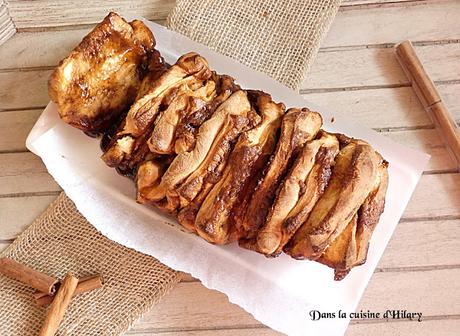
[137,156,174,205]
[255,131,340,256]
[177,158,228,232]
[138,90,252,207]
[101,52,212,172]
[317,156,388,280]
[101,49,169,149]
[237,108,323,246]
[147,80,216,154]
[49,12,156,132]
[284,139,382,260]
[173,110,259,209]
[193,91,285,244]
[174,74,241,154]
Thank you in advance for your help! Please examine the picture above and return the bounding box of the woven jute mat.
[1,1,341,334]
[0,193,181,335]
[168,0,342,90]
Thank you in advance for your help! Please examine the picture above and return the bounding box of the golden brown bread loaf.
[194,91,285,244]
[50,13,389,280]
[49,12,156,133]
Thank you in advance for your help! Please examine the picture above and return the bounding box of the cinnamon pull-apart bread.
[49,12,156,132]
[255,131,340,256]
[284,139,387,261]
[137,90,254,212]
[101,52,212,174]
[50,13,389,280]
[193,91,285,244]
[238,108,322,250]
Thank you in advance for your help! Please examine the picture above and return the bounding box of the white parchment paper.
[26,20,430,336]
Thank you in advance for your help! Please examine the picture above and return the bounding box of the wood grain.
[125,318,460,336]
[323,0,460,48]
[0,195,58,240]
[7,0,174,28]
[0,0,16,46]
[0,109,41,152]
[0,152,61,196]
[1,31,459,92]
[302,43,460,90]
[1,1,459,335]
[1,69,459,129]
[126,269,460,332]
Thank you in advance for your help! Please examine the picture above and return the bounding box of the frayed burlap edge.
[0,192,182,335]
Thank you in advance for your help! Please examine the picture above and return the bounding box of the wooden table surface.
[1,0,459,335]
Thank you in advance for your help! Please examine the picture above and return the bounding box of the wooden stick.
[395,40,460,169]
[35,275,104,306]
[0,257,58,295]
[39,273,79,336]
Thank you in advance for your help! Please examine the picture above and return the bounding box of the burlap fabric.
[167,0,342,90]
[0,193,182,335]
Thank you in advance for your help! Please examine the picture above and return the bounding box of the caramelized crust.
[355,163,389,265]
[316,156,388,280]
[147,80,216,154]
[101,53,212,171]
[177,158,228,233]
[136,157,173,206]
[285,140,381,260]
[317,214,359,280]
[174,74,240,154]
[49,12,155,132]
[140,90,252,205]
[255,131,339,256]
[194,91,285,244]
[237,108,323,245]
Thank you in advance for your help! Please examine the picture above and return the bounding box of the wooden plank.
[124,319,460,336]
[0,195,58,240]
[304,84,460,129]
[130,269,460,332]
[126,329,281,336]
[6,0,459,52]
[0,152,61,196]
[0,27,93,69]
[381,128,457,172]
[0,241,10,253]
[0,0,16,47]
[302,43,460,90]
[323,1,460,48]
[7,0,174,28]
[2,31,459,91]
[405,173,460,219]
[348,319,460,336]
[379,219,460,269]
[0,69,50,110]
[0,109,41,152]
[2,68,459,128]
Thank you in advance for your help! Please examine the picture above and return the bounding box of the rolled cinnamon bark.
[0,257,58,295]
[35,275,104,306]
[39,273,79,336]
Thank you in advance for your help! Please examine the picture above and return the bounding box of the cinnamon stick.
[35,275,104,306]
[0,257,58,294]
[395,40,460,169]
[39,273,79,336]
